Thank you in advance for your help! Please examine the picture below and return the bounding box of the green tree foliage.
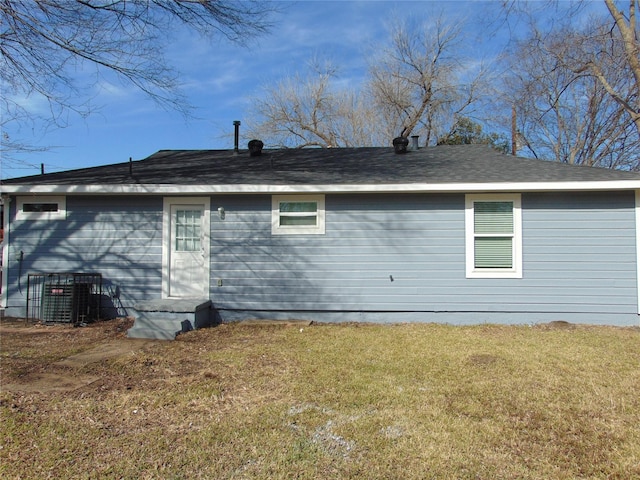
[437,118,509,153]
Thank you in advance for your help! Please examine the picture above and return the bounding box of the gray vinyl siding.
[4,196,162,316]
[211,195,464,310]
[209,191,638,325]
[210,194,462,311]
[4,190,638,325]
[519,192,636,316]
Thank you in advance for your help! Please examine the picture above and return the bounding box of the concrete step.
[127,326,177,341]
[127,298,214,340]
[128,315,195,334]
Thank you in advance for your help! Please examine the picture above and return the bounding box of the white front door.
[163,197,210,298]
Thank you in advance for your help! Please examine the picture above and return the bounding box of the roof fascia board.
[2,180,640,195]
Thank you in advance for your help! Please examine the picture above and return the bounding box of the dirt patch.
[2,372,101,393]
[55,339,152,367]
[467,353,502,366]
[537,320,576,330]
[547,320,575,329]
[0,318,153,393]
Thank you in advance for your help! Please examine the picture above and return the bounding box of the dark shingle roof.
[3,144,639,187]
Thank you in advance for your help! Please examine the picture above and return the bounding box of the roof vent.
[233,120,241,154]
[410,135,419,150]
[248,139,264,156]
[393,136,409,154]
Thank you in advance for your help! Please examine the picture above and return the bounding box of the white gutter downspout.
[1,195,9,310]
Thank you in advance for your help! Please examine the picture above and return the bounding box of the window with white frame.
[272,195,325,235]
[465,194,522,278]
[16,196,66,220]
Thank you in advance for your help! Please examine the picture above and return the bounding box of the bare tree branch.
[367,14,490,145]
[248,14,491,150]
[0,0,276,159]
[499,0,640,155]
[503,20,639,169]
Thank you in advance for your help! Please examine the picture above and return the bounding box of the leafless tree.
[501,0,639,141]
[367,15,491,146]
[588,0,639,137]
[248,14,491,149]
[501,3,639,169]
[0,0,275,156]
[246,61,382,148]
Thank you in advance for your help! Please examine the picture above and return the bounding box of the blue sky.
[0,0,599,180]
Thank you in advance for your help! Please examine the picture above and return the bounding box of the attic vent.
[393,136,409,154]
[248,139,264,156]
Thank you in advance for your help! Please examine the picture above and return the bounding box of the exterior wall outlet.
[217,279,223,287]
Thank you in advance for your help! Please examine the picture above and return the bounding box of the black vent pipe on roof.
[233,120,241,154]
[411,135,419,150]
[248,139,264,156]
[393,136,409,154]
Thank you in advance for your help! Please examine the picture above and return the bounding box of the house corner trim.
[636,190,640,318]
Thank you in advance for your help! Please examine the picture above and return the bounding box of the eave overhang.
[2,180,640,195]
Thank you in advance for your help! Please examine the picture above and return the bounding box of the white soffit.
[2,180,640,195]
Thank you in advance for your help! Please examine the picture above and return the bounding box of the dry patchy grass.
[1,319,639,479]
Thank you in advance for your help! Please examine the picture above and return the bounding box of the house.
[2,143,640,338]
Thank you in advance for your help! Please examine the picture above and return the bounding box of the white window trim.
[16,195,66,220]
[465,193,522,279]
[272,194,325,235]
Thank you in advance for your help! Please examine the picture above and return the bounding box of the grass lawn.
[1,319,639,479]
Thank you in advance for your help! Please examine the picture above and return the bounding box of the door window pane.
[175,209,201,251]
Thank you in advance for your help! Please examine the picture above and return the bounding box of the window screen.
[473,201,514,269]
[279,201,318,226]
[23,203,59,213]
